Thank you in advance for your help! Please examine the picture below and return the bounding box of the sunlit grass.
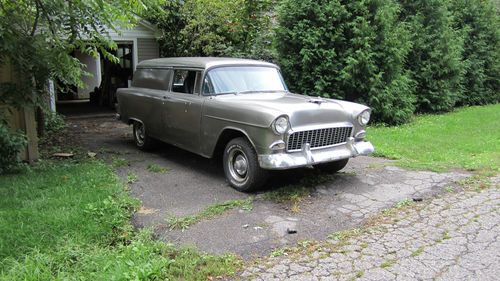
[369,104,500,172]
[0,161,240,280]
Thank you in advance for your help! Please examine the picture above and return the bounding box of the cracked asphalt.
[242,178,500,280]
[64,116,499,279]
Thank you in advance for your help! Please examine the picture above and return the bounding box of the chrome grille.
[287,126,353,151]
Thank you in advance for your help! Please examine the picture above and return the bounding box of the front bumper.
[258,138,374,170]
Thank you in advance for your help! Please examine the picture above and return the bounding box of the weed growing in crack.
[166,198,253,230]
[126,172,138,184]
[380,259,396,268]
[444,186,455,193]
[112,157,129,168]
[270,248,286,258]
[411,247,424,257]
[146,163,169,173]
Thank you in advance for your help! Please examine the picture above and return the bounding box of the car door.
[162,69,204,154]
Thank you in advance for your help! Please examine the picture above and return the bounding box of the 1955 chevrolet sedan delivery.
[116,57,374,191]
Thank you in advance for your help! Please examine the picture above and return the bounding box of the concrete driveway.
[66,117,469,259]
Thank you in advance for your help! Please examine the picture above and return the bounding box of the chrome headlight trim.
[357,110,371,126]
[273,116,290,135]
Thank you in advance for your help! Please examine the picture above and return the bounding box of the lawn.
[0,161,239,280]
[369,104,500,172]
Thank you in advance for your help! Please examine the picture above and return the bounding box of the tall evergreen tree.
[276,0,415,124]
[398,0,464,113]
[450,0,500,105]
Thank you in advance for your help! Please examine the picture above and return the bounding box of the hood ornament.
[308,96,324,105]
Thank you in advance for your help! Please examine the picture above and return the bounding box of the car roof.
[137,57,278,69]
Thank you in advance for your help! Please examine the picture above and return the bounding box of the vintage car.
[116,57,374,191]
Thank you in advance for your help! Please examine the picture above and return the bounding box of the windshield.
[203,66,287,95]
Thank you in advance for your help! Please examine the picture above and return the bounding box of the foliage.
[147,0,275,60]
[369,104,500,171]
[0,123,27,174]
[449,0,500,106]
[0,161,240,280]
[275,0,416,124]
[0,0,144,111]
[398,0,465,113]
[43,111,65,134]
[274,0,498,124]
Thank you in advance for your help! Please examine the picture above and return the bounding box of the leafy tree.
[398,0,464,113]
[449,0,500,106]
[148,0,275,60]
[0,0,144,114]
[276,0,415,124]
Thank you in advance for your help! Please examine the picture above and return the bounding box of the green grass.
[112,157,129,168]
[411,247,424,257]
[167,198,253,230]
[127,172,138,183]
[369,104,500,172]
[146,163,169,173]
[0,161,240,280]
[380,259,397,268]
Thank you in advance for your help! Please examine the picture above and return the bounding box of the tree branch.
[34,0,56,36]
[31,1,41,36]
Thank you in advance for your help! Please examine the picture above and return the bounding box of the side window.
[172,69,200,94]
[132,68,171,90]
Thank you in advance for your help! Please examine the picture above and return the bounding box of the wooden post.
[0,62,39,163]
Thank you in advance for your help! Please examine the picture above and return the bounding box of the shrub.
[449,0,500,106]
[43,111,66,134]
[0,123,27,174]
[276,0,415,124]
[398,0,465,113]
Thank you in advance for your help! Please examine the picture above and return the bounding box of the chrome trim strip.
[204,115,269,128]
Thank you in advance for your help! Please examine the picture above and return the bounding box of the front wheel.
[223,137,268,192]
[315,158,349,173]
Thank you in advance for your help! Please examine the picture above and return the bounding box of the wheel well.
[128,118,142,125]
[213,129,248,160]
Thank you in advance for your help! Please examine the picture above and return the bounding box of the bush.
[398,0,464,113]
[43,111,66,134]
[0,123,27,174]
[449,0,500,106]
[276,0,415,124]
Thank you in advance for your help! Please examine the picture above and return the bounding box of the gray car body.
[117,57,374,169]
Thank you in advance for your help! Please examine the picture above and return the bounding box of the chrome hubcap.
[228,149,249,183]
[233,155,248,176]
[135,123,145,145]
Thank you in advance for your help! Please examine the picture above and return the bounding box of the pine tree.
[276,0,415,124]
[398,0,464,113]
[450,0,500,105]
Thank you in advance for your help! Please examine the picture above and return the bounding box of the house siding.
[137,38,160,62]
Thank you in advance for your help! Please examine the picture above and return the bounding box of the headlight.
[357,110,371,126]
[273,116,289,134]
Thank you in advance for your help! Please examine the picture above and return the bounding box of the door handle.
[163,96,171,100]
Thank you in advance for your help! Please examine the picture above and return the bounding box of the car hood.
[213,92,368,128]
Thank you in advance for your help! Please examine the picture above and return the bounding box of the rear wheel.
[223,137,268,192]
[315,158,349,173]
[133,121,155,150]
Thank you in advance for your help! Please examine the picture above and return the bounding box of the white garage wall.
[75,51,101,99]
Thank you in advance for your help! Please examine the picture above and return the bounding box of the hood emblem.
[308,97,324,105]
